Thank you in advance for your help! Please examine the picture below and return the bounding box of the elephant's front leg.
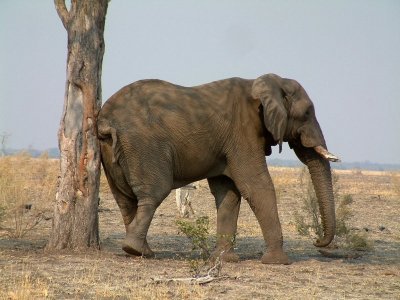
[229,154,290,264]
[244,174,290,265]
[208,176,241,262]
[252,185,290,264]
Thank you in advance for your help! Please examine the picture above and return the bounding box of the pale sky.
[1,1,399,164]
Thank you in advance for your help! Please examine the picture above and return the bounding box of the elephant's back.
[99,77,251,119]
[98,79,203,142]
[100,78,221,121]
[101,79,182,113]
[98,77,255,138]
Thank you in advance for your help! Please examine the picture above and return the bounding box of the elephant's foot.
[261,250,291,265]
[122,237,154,258]
[211,247,239,263]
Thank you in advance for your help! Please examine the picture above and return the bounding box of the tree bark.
[47,0,108,250]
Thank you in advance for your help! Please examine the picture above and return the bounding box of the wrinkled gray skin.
[98,73,339,264]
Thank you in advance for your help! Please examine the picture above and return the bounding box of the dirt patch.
[0,166,399,299]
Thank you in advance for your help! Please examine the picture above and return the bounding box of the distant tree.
[47,0,109,250]
[0,132,11,156]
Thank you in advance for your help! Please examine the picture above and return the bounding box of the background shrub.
[294,167,371,251]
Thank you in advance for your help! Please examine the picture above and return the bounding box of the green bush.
[176,216,213,275]
[176,216,211,260]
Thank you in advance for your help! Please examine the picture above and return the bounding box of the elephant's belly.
[173,155,227,186]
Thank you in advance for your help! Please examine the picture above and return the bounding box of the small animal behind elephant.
[98,73,340,264]
[176,182,199,218]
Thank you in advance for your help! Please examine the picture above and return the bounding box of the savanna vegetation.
[0,154,399,299]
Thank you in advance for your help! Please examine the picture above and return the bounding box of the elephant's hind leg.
[208,176,241,263]
[102,162,154,257]
[114,136,174,258]
[122,180,172,258]
[122,200,156,258]
[112,193,154,258]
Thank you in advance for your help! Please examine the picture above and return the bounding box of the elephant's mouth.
[314,145,341,162]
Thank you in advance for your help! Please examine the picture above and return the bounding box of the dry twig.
[151,255,227,285]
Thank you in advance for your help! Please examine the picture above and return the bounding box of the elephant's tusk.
[314,146,341,162]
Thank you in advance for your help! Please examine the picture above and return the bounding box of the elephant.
[97,73,340,264]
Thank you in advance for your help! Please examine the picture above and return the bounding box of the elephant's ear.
[251,74,287,153]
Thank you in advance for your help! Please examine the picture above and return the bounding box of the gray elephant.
[98,73,339,264]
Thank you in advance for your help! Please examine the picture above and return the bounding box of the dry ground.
[0,157,399,299]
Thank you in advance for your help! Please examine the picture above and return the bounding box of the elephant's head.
[252,73,340,247]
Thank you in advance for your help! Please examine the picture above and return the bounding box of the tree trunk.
[47,0,108,250]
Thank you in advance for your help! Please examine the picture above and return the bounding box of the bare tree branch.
[151,275,218,285]
[54,0,70,29]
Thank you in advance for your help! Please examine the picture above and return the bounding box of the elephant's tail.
[97,118,118,163]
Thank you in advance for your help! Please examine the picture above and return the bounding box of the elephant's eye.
[302,106,314,120]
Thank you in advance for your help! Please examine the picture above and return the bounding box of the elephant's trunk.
[307,157,335,247]
[293,145,337,247]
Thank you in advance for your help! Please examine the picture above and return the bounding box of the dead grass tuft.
[0,153,58,238]
[391,171,400,199]
[0,270,49,299]
[134,282,206,299]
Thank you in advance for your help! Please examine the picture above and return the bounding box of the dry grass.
[0,257,207,300]
[1,269,50,300]
[391,171,400,199]
[0,157,399,299]
[0,153,58,238]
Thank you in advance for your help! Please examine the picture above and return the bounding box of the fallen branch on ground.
[151,274,231,285]
[151,255,230,285]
